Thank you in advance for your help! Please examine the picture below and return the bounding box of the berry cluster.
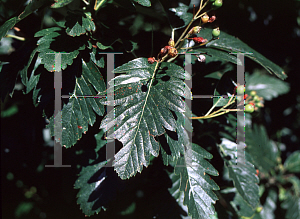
[236,85,264,113]
[148,0,223,64]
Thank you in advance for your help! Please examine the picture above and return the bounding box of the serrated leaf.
[65,11,96,36]
[219,138,260,209]
[0,17,17,40]
[195,28,288,80]
[173,143,219,219]
[245,71,290,101]
[35,27,86,71]
[100,58,191,179]
[284,151,300,173]
[47,59,105,147]
[132,0,151,7]
[51,0,74,8]
[161,111,190,166]
[245,124,278,173]
[90,51,105,68]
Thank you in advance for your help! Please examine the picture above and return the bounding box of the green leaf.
[19,0,51,21]
[100,58,191,179]
[284,151,300,173]
[260,189,277,219]
[219,138,260,209]
[74,160,109,216]
[173,143,219,219]
[35,27,86,72]
[159,0,192,30]
[194,47,242,65]
[281,192,300,219]
[132,0,151,7]
[19,48,38,86]
[245,71,290,101]
[25,56,42,94]
[245,124,278,173]
[47,60,105,148]
[161,111,189,166]
[96,42,112,50]
[0,17,17,41]
[51,0,74,8]
[65,11,96,37]
[195,28,287,80]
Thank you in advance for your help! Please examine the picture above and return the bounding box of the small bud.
[208,15,216,23]
[201,14,209,23]
[168,47,178,57]
[168,38,175,47]
[197,55,206,62]
[250,90,257,96]
[148,57,156,64]
[188,26,201,35]
[160,46,171,56]
[192,37,207,44]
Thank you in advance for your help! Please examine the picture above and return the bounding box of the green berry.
[245,104,254,113]
[256,207,263,213]
[212,27,220,38]
[250,90,257,96]
[253,95,260,102]
[212,0,223,8]
[236,85,244,95]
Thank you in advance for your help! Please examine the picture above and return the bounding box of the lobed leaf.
[35,27,86,72]
[47,59,106,147]
[65,11,96,37]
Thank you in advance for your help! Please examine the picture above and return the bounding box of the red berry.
[249,102,255,106]
[168,47,178,57]
[208,16,216,23]
[244,94,248,99]
[193,37,207,44]
[148,57,156,64]
[160,46,171,56]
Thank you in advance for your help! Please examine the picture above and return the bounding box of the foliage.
[1,0,299,218]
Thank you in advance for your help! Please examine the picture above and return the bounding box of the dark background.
[1,0,300,218]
